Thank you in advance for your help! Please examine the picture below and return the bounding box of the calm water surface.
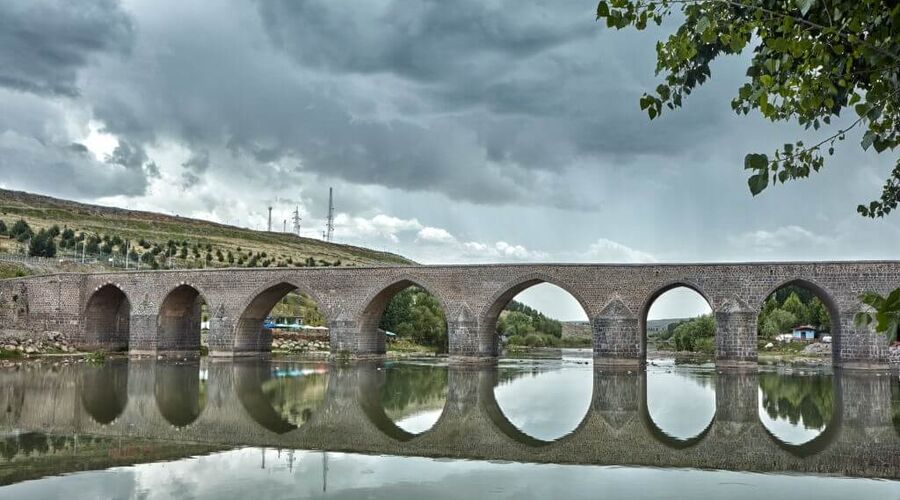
[0,352,898,499]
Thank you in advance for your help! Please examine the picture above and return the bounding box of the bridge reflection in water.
[0,360,898,480]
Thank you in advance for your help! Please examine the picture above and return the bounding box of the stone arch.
[356,276,450,355]
[757,277,842,361]
[232,279,330,354]
[638,280,714,359]
[83,283,131,351]
[157,283,209,354]
[478,273,592,357]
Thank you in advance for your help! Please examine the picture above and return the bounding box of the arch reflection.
[234,361,328,433]
[758,371,840,456]
[642,364,716,448]
[80,359,128,425]
[492,358,592,443]
[891,374,900,439]
[154,360,207,428]
[380,362,448,434]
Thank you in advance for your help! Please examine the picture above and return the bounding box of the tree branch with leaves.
[597,0,900,214]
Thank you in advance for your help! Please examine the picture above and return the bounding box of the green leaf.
[861,130,876,151]
[744,153,769,171]
[797,0,816,16]
[748,172,769,195]
[696,16,710,33]
[597,2,609,17]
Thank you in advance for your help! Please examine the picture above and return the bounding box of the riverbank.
[2,339,897,368]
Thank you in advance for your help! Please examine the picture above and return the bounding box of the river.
[0,352,898,499]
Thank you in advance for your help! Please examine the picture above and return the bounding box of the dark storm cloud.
[2,0,737,210]
[0,0,133,96]
[256,0,596,80]
[181,150,211,189]
[0,133,148,199]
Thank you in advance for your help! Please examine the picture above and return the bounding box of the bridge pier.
[714,309,758,368]
[834,313,890,370]
[593,312,642,369]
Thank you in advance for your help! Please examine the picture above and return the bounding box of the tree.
[9,219,32,241]
[596,1,899,215]
[498,311,536,338]
[671,314,716,351]
[28,229,56,258]
[808,296,831,331]
[0,220,6,236]
[781,292,809,324]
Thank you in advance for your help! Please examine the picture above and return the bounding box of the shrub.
[506,335,525,346]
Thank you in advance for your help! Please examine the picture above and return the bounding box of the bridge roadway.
[1,261,898,367]
[1,359,898,479]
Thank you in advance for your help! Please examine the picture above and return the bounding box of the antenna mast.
[325,187,335,242]
[292,206,302,236]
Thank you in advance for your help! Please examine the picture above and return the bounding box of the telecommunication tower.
[324,188,335,242]
[291,206,302,236]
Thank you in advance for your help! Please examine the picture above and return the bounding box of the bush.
[506,335,525,346]
[672,314,716,352]
[0,220,6,235]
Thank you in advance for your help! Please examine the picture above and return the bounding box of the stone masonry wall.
[0,261,898,367]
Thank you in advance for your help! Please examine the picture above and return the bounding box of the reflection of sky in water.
[758,389,826,445]
[396,409,444,434]
[645,364,716,439]
[493,357,592,441]
[5,447,896,500]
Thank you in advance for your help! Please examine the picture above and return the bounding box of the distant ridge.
[0,188,415,268]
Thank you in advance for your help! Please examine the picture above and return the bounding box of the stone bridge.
[1,261,898,368]
[1,360,898,478]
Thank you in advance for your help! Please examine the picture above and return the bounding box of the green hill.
[0,188,414,276]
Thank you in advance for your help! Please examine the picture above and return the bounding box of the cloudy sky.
[1,0,897,319]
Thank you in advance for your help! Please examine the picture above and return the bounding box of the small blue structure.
[792,325,818,341]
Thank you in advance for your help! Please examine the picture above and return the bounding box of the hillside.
[0,189,414,275]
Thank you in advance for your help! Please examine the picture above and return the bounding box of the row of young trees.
[0,218,344,269]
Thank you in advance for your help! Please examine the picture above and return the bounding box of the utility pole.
[267,206,273,232]
[324,187,335,242]
[81,236,86,264]
[125,240,129,270]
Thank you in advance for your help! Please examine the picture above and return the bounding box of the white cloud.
[456,240,548,262]
[416,226,456,244]
[333,213,422,243]
[581,238,657,263]
[727,225,832,254]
